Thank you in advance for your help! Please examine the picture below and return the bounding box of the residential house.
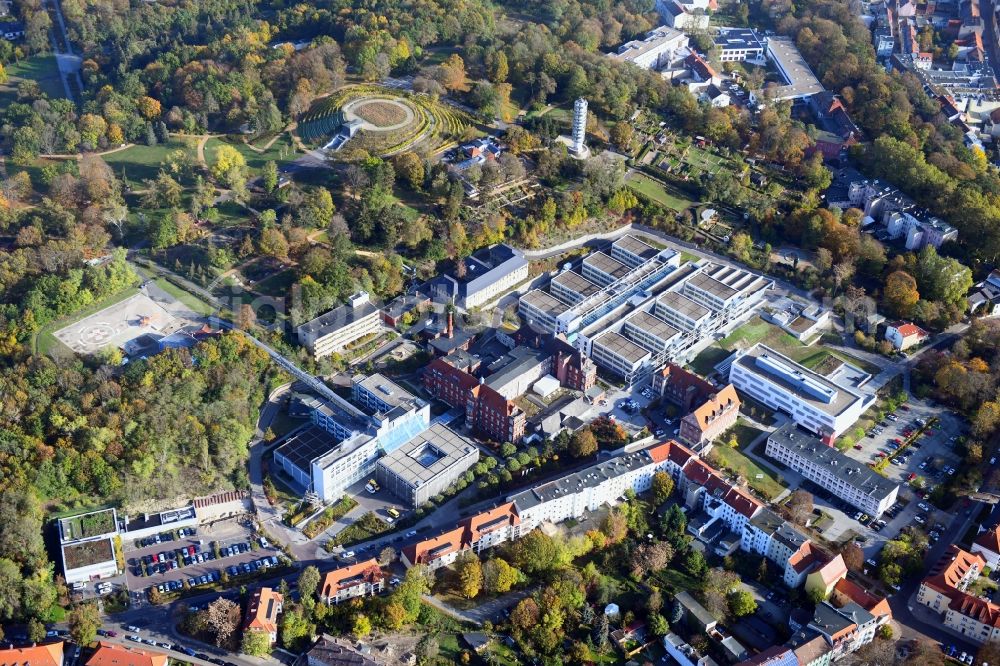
[319,559,385,605]
[244,587,284,645]
[884,321,929,351]
[296,635,384,666]
[968,270,1000,317]
[400,525,468,571]
[675,591,719,633]
[916,545,1000,644]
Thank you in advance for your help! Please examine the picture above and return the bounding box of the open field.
[35,287,140,356]
[352,99,409,126]
[103,139,200,183]
[625,171,694,211]
[204,134,299,172]
[709,421,785,500]
[0,55,64,107]
[53,292,184,355]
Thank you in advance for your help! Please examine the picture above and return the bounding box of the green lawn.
[204,134,299,173]
[103,139,199,184]
[152,277,216,316]
[625,171,694,211]
[0,55,64,108]
[34,286,140,356]
[710,422,786,500]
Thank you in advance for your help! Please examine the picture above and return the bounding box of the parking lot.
[123,518,285,604]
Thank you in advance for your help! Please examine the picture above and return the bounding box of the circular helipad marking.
[78,323,118,348]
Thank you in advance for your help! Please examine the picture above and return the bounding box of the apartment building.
[729,345,872,440]
[319,559,385,604]
[740,507,815,588]
[510,447,672,533]
[766,425,899,516]
[972,526,1000,568]
[297,291,382,360]
[655,291,713,335]
[678,384,740,448]
[243,587,284,645]
[86,643,167,666]
[375,423,479,507]
[400,502,521,570]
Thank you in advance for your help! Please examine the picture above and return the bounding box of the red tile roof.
[402,525,467,566]
[724,486,761,518]
[647,439,695,466]
[975,526,1000,554]
[461,502,519,541]
[320,559,384,598]
[924,545,985,591]
[0,642,64,666]
[789,541,817,574]
[811,554,848,587]
[833,578,892,621]
[950,593,1000,628]
[244,587,283,635]
[893,322,929,339]
[688,385,740,434]
[86,642,169,666]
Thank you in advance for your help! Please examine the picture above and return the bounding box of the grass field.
[710,421,785,500]
[204,134,299,173]
[34,287,140,356]
[152,277,216,316]
[103,139,199,183]
[625,171,694,211]
[0,55,64,108]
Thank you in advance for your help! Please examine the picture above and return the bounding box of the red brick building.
[651,363,716,411]
[424,358,526,443]
[550,335,597,392]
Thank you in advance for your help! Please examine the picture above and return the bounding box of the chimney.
[447,310,454,339]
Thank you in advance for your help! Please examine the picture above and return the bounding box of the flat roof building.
[729,344,872,440]
[655,291,712,332]
[376,423,480,507]
[432,244,529,310]
[591,330,651,379]
[582,252,632,286]
[764,36,825,100]
[607,25,689,70]
[351,373,416,415]
[611,234,661,267]
[715,28,765,62]
[766,424,899,516]
[623,310,681,355]
[297,291,382,360]
[550,270,602,305]
[518,289,571,334]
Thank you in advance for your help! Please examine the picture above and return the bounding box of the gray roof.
[376,423,478,488]
[521,289,570,316]
[715,27,764,51]
[353,373,416,411]
[459,244,527,300]
[733,345,867,418]
[658,290,711,320]
[584,252,631,281]
[675,590,718,629]
[765,37,824,99]
[485,347,551,391]
[749,507,785,536]
[685,271,738,301]
[593,330,650,363]
[626,310,680,343]
[509,449,657,511]
[551,270,602,299]
[297,299,379,339]
[810,602,860,636]
[613,234,660,261]
[769,424,899,499]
